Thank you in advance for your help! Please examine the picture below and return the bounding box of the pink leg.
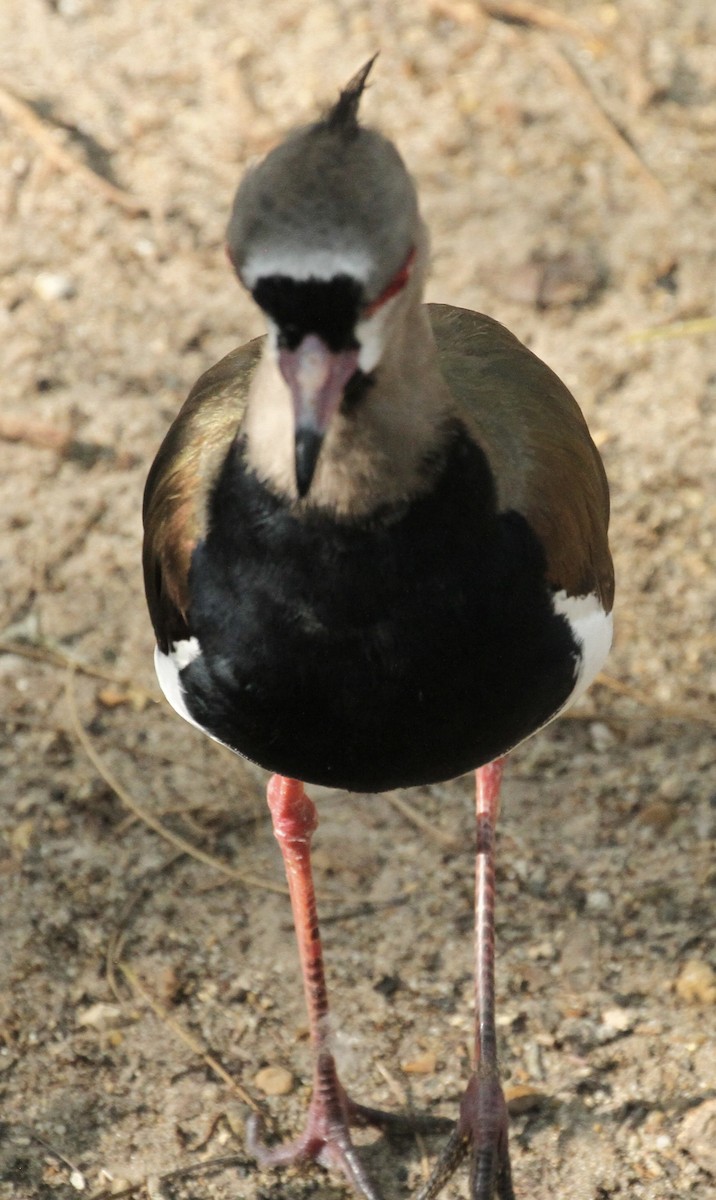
[247,775,383,1199]
[415,759,515,1200]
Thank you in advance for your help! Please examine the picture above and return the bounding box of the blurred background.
[1,2,714,1198]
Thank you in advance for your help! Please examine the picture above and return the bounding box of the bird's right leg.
[247,774,384,1199]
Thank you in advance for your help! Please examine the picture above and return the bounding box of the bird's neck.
[242,301,456,519]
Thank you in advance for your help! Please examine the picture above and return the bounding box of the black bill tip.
[295,427,324,498]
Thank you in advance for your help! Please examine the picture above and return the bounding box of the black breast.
[181,432,579,791]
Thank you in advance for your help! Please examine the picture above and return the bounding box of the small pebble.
[104,1176,131,1196]
[505,1084,546,1115]
[9,818,35,856]
[527,940,555,961]
[639,800,676,831]
[643,1110,666,1133]
[254,1065,294,1096]
[589,721,616,753]
[76,1002,123,1031]
[401,1050,437,1074]
[675,959,716,1005]
[133,238,156,259]
[523,1040,544,1081]
[33,272,75,301]
[601,1006,635,1034]
[657,773,683,802]
[585,889,611,913]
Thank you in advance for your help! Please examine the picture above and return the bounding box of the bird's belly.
[173,532,587,793]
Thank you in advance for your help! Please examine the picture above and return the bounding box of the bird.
[142,57,614,1200]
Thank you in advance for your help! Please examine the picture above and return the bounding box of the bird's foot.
[247,1086,386,1200]
[414,1069,515,1200]
[247,1087,454,1199]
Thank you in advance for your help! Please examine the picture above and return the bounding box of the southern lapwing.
[143,58,614,1200]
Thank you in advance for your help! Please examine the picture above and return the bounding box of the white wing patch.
[552,590,613,712]
[492,590,613,760]
[154,639,218,740]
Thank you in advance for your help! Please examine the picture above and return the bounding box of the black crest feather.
[323,54,378,136]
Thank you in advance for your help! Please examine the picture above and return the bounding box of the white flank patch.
[242,245,373,290]
[171,635,201,670]
[154,639,210,737]
[552,590,613,712]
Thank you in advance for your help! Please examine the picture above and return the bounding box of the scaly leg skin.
[248,774,423,1200]
[415,759,516,1200]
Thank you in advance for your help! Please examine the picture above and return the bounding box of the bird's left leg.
[415,758,515,1200]
[247,774,388,1199]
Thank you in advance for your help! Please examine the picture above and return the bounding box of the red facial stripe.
[363,247,416,317]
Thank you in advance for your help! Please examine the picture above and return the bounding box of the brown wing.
[430,303,614,610]
[142,337,264,651]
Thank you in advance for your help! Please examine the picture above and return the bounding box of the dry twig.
[627,316,716,343]
[428,1,668,206]
[384,791,462,850]
[117,961,265,1116]
[427,0,488,30]
[480,0,600,46]
[16,1127,85,1190]
[65,666,288,895]
[105,856,184,1002]
[88,1153,251,1200]
[0,637,160,698]
[0,413,139,468]
[595,673,716,728]
[0,414,78,453]
[0,81,147,215]
[428,0,602,49]
[536,37,669,206]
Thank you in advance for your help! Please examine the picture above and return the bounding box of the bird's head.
[226,57,427,497]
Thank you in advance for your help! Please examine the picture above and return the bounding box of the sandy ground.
[1,2,715,1198]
